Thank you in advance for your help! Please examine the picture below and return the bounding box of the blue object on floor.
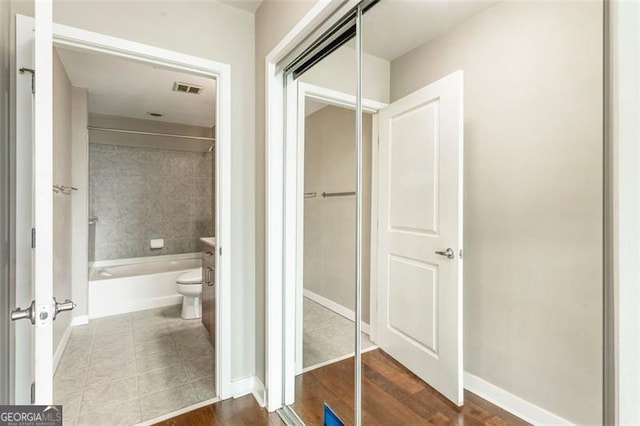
[324,403,345,426]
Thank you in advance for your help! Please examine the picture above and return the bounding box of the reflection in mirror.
[361,1,603,425]
[285,42,362,424]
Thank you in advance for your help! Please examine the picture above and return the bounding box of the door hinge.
[31,228,36,248]
[459,249,464,259]
[19,67,35,94]
[219,247,222,256]
[30,381,35,404]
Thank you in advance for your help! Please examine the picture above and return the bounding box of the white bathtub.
[89,253,201,319]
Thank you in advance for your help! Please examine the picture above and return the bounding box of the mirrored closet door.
[279,0,604,424]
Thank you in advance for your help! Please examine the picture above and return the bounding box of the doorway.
[11,16,233,421]
[296,84,381,374]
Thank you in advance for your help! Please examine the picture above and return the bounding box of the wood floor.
[158,349,529,426]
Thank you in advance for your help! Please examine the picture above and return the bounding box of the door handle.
[207,267,214,286]
[435,248,456,260]
[53,298,75,320]
[10,301,36,324]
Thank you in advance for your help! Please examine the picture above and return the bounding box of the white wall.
[70,87,88,321]
[52,48,73,352]
[303,106,372,323]
[390,2,603,424]
[9,0,257,382]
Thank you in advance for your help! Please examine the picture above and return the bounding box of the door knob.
[11,301,36,324]
[53,298,75,320]
[435,248,456,260]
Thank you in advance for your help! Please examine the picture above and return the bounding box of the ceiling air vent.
[173,81,204,95]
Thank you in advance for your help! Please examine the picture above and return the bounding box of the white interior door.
[376,70,464,406]
[13,5,54,404]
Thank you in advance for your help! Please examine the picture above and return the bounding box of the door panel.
[14,6,54,404]
[388,255,438,354]
[14,14,35,405]
[377,70,463,406]
[389,100,439,234]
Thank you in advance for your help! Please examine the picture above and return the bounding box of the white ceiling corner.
[218,0,264,14]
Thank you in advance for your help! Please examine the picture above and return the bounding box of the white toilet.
[176,268,203,319]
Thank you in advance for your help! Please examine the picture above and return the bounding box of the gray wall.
[89,143,213,261]
[52,49,74,354]
[304,106,372,323]
[0,0,10,405]
[390,2,603,423]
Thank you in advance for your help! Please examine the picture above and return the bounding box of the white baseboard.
[71,315,89,326]
[252,377,266,408]
[231,375,257,398]
[230,375,266,408]
[303,289,371,334]
[464,372,574,425]
[53,322,73,374]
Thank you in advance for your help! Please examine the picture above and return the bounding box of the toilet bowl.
[176,268,202,319]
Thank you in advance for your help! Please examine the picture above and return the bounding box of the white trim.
[301,345,378,375]
[71,315,89,327]
[290,82,387,386]
[52,322,72,374]
[51,22,233,401]
[299,83,387,114]
[264,0,379,410]
[303,290,370,335]
[610,1,640,423]
[231,375,258,398]
[252,377,267,408]
[135,396,221,426]
[264,2,360,410]
[464,372,574,426]
[265,58,286,411]
[369,114,380,344]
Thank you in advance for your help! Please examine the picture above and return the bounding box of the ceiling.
[305,99,328,117]
[219,0,263,13]
[362,0,498,61]
[57,47,216,127]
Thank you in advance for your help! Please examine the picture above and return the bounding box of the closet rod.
[87,126,215,142]
[322,191,356,198]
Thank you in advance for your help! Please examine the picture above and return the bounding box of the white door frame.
[49,22,233,400]
[263,0,362,411]
[293,82,386,376]
[609,1,640,424]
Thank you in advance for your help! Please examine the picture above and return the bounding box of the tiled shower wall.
[89,143,213,261]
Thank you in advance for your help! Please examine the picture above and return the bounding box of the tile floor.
[53,305,216,426]
[303,297,374,369]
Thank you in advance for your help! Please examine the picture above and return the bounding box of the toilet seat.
[177,268,202,284]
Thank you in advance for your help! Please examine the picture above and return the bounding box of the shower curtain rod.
[87,126,216,142]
